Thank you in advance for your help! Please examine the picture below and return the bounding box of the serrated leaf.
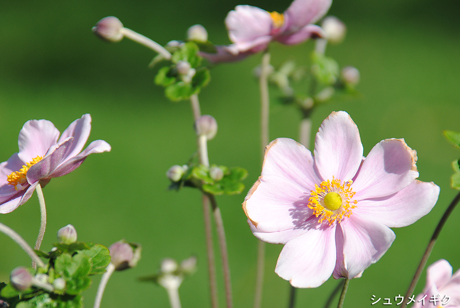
[203,183,225,195]
[78,244,111,275]
[191,166,214,184]
[452,159,460,173]
[0,283,21,298]
[155,66,176,87]
[55,254,92,295]
[223,181,245,195]
[228,167,248,181]
[172,42,201,68]
[452,171,460,190]
[165,82,194,101]
[444,130,460,149]
[191,68,210,90]
[311,51,339,85]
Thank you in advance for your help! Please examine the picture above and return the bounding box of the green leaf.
[0,283,21,298]
[222,181,245,195]
[78,244,111,275]
[311,51,339,85]
[228,167,248,181]
[17,293,83,308]
[172,42,201,68]
[191,40,217,54]
[444,130,460,149]
[202,183,225,195]
[155,66,177,87]
[191,166,214,184]
[191,68,211,91]
[165,82,194,101]
[452,171,460,190]
[55,254,92,295]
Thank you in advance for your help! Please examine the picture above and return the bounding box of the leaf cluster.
[444,130,460,190]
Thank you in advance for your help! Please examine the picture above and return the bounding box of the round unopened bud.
[10,267,32,291]
[57,224,77,244]
[180,256,197,275]
[321,16,346,44]
[93,16,124,43]
[209,167,224,181]
[176,61,192,75]
[167,40,182,48]
[161,258,178,274]
[109,241,141,271]
[194,115,218,140]
[187,24,208,42]
[167,165,185,182]
[53,278,66,291]
[341,66,360,85]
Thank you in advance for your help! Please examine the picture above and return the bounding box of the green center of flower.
[307,177,357,225]
[7,156,43,191]
[269,11,284,29]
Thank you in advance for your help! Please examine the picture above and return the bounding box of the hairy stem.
[400,191,460,308]
[94,263,116,308]
[190,94,201,122]
[120,28,171,60]
[34,183,47,251]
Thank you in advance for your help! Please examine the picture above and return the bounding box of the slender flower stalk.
[165,283,182,308]
[299,117,312,148]
[400,191,460,308]
[190,94,201,122]
[34,183,46,251]
[0,222,45,268]
[337,279,350,308]
[202,195,219,308]
[323,280,345,308]
[93,263,116,308]
[287,284,296,308]
[120,28,171,60]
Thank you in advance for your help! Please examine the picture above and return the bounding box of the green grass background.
[0,0,459,307]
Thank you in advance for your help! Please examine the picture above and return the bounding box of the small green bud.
[10,267,32,291]
[187,24,208,42]
[93,16,124,42]
[322,16,346,44]
[57,224,77,244]
[209,166,224,181]
[194,115,218,140]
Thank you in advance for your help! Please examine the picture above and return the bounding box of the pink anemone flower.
[0,114,111,214]
[413,259,460,308]
[202,0,332,63]
[243,111,440,288]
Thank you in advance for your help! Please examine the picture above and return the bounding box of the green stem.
[93,263,116,308]
[337,279,350,308]
[0,222,45,268]
[190,94,201,122]
[34,183,47,251]
[323,280,345,308]
[287,285,296,308]
[400,191,460,308]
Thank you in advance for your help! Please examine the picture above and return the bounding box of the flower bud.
[167,165,185,182]
[109,241,142,271]
[209,166,224,181]
[321,16,346,44]
[180,256,197,275]
[176,61,192,75]
[341,66,360,86]
[161,258,178,274]
[10,267,32,291]
[93,16,124,43]
[194,115,218,140]
[53,278,66,291]
[167,40,182,48]
[57,224,77,244]
[187,24,208,42]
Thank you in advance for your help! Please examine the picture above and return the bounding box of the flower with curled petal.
[0,114,111,213]
[243,111,440,287]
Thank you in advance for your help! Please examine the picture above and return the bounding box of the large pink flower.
[202,0,331,63]
[0,114,111,214]
[243,111,440,288]
[413,260,460,308]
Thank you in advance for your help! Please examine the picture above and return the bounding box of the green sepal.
[172,42,201,68]
[190,40,217,54]
[444,130,460,149]
[54,254,92,295]
[155,66,176,87]
[311,51,339,85]
[77,244,111,275]
[451,160,460,190]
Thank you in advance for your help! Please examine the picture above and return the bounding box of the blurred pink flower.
[413,259,460,308]
[202,0,331,63]
[0,114,111,213]
[243,111,439,287]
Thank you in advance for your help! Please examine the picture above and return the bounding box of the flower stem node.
[167,165,186,182]
[57,224,78,245]
[93,16,124,43]
[341,66,360,86]
[194,115,218,140]
[10,267,33,291]
[109,241,142,271]
[187,24,208,42]
[321,16,346,44]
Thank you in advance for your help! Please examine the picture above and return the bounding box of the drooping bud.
[321,16,346,44]
[187,24,208,42]
[57,224,77,244]
[194,115,218,140]
[341,66,360,86]
[93,16,124,43]
[10,267,32,291]
[209,166,224,181]
[109,241,142,271]
[167,165,185,182]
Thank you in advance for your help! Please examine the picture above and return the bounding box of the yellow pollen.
[307,177,357,226]
[7,156,43,190]
[269,11,284,28]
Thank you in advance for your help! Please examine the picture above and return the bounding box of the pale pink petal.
[58,114,92,163]
[335,215,395,279]
[354,180,439,228]
[243,175,312,232]
[352,139,419,200]
[441,269,460,304]
[314,111,363,181]
[200,46,254,64]
[0,195,23,214]
[276,24,324,45]
[275,226,336,288]
[426,260,452,292]
[48,140,111,178]
[249,219,311,244]
[0,154,25,185]
[26,138,74,183]
[226,5,273,52]
[283,0,332,32]
[18,120,60,163]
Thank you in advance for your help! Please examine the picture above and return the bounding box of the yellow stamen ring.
[307,177,357,225]
[269,11,285,29]
[7,156,43,191]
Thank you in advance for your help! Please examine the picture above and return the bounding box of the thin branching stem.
[400,191,460,308]
[120,28,171,60]
[94,263,116,308]
[323,280,345,308]
[337,279,350,308]
[34,183,47,251]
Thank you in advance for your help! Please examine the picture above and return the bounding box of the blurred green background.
[1,0,459,307]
